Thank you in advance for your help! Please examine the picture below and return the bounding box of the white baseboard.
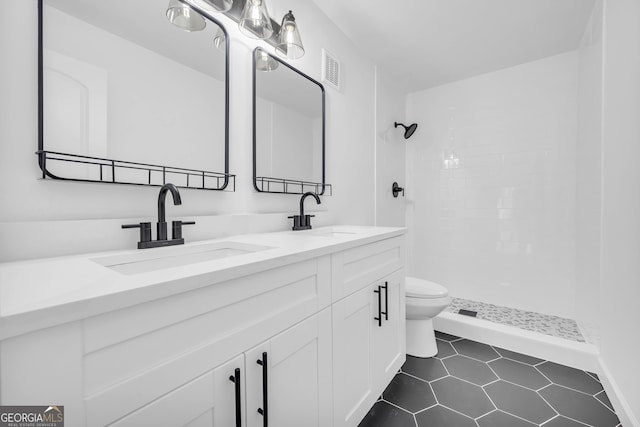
[597,359,639,427]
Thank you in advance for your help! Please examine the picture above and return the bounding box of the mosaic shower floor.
[446,298,585,343]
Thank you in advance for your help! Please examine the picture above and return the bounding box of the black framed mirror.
[252,47,328,195]
[37,0,232,190]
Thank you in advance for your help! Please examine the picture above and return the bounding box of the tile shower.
[405,50,583,335]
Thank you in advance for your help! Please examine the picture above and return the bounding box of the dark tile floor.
[359,331,622,427]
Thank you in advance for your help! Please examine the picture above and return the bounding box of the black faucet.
[157,183,181,241]
[122,183,195,249]
[289,192,321,230]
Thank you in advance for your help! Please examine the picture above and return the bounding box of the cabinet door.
[245,309,332,427]
[372,270,405,392]
[332,286,375,427]
[110,355,244,427]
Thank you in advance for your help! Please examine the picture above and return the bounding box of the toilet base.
[406,318,437,358]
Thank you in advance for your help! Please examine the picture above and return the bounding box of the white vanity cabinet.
[110,355,245,427]
[244,309,332,427]
[372,270,405,392]
[104,309,333,427]
[331,240,406,427]
[0,227,405,427]
[1,257,331,427]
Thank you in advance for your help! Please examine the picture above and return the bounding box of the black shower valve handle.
[392,182,404,198]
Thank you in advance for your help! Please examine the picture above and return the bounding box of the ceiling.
[310,0,596,93]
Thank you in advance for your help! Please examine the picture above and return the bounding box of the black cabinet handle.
[381,281,389,321]
[374,286,382,327]
[256,352,268,426]
[228,368,242,427]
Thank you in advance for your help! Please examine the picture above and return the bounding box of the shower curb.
[433,311,599,372]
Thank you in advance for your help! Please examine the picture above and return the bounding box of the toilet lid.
[405,277,449,299]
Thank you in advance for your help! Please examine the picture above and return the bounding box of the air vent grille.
[322,49,340,91]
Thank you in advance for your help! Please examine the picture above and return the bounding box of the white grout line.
[492,376,552,394]
[493,348,545,366]
[544,380,606,399]
[594,390,618,414]
[434,402,483,424]
[480,408,542,426]
[534,363,557,386]
[412,402,439,416]
[380,398,416,417]
[484,357,553,392]
[400,369,447,385]
[535,388,562,418]
[450,344,501,364]
[540,414,591,426]
[427,381,438,407]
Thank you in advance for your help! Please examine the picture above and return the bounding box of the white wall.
[374,68,406,227]
[406,52,578,319]
[0,0,378,261]
[575,0,603,348]
[574,2,640,423]
[597,0,640,423]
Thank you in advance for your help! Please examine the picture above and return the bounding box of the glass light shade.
[213,27,226,49]
[190,0,233,13]
[255,49,279,71]
[166,0,206,31]
[275,11,304,59]
[238,0,274,40]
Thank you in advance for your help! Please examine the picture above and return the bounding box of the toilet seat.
[406,277,448,299]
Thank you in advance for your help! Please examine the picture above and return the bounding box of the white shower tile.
[407,51,578,319]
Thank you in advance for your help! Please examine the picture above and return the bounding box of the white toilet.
[405,277,452,357]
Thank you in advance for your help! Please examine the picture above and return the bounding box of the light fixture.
[166,0,206,31]
[255,48,279,71]
[394,122,418,139]
[239,0,274,40]
[275,10,304,59]
[189,0,232,13]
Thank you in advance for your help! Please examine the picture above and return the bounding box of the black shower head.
[395,122,418,139]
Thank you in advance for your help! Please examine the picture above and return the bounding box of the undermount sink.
[292,226,371,238]
[91,241,272,275]
[306,230,358,237]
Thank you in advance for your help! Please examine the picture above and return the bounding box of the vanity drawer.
[83,256,330,427]
[331,236,404,301]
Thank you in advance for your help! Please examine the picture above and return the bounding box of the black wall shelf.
[254,176,331,195]
[37,151,235,191]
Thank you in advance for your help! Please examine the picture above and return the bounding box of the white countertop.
[0,226,405,340]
